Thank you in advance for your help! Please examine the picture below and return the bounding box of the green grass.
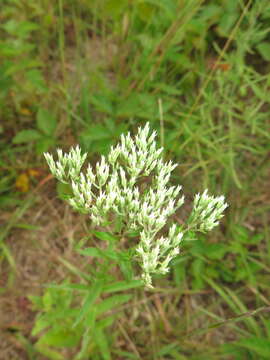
[1,0,270,359]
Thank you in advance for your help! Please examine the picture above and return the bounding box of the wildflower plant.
[44,123,228,288]
[32,123,228,358]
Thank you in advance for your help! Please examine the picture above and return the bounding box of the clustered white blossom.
[189,190,228,232]
[44,123,228,287]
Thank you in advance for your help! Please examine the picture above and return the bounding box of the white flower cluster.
[44,123,228,287]
[44,146,87,184]
[189,190,228,232]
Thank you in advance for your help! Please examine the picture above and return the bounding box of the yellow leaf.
[28,168,41,177]
[15,173,30,193]
[20,108,32,116]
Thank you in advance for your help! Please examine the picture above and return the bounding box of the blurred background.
[1,0,270,359]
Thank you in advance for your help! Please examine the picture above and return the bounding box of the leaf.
[96,294,131,316]
[56,182,73,200]
[78,247,103,258]
[19,107,32,116]
[0,42,35,57]
[94,327,111,360]
[13,129,42,144]
[74,327,92,360]
[35,344,64,360]
[47,283,90,292]
[191,258,205,290]
[142,0,176,16]
[173,261,186,287]
[77,247,119,261]
[0,64,13,94]
[232,225,249,243]
[103,280,143,293]
[26,69,48,92]
[205,243,228,260]
[80,124,112,141]
[199,4,221,22]
[94,231,118,243]
[28,295,43,310]
[57,257,92,281]
[35,136,55,154]
[116,93,157,119]
[2,20,39,38]
[257,42,270,61]
[217,0,238,37]
[38,326,81,348]
[137,2,157,22]
[73,281,103,327]
[90,95,113,114]
[119,258,133,281]
[37,108,57,136]
[43,291,53,311]
[15,173,29,192]
[236,337,270,358]
[4,59,42,76]
[104,0,128,18]
[32,315,50,336]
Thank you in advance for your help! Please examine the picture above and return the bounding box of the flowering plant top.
[45,123,228,287]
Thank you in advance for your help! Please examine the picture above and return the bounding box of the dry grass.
[0,180,86,359]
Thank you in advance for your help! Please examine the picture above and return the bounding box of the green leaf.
[4,59,42,76]
[205,243,228,260]
[37,108,57,136]
[56,182,73,199]
[77,247,102,258]
[104,0,128,18]
[173,260,186,287]
[217,0,238,37]
[13,129,42,144]
[232,225,249,243]
[199,4,221,22]
[73,281,103,327]
[119,258,133,281]
[142,0,176,16]
[94,231,118,243]
[96,294,131,316]
[35,136,55,154]
[80,124,112,141]
[94,327,111,360]
[90,95,113,114]
[28,295,43,310]
[35,344,64,360]
[236,337,270,358]
[257,42,270,61]
[77,247,119,261]
[43,291,53,311]
[38,326,81,348]
[2,20,39,38]
[26,69,48,92]
[74,327,92,360]
[32,315,50,336]
[47,282,90,292]
[103,280,143,293]
[116,93,157,119]
[191,258,205,289]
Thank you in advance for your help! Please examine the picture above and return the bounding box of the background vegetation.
[1,0,270,359]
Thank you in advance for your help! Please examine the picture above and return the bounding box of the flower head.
[44,123,228,287]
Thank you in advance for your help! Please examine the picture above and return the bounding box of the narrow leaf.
[103,280,143,293]
[73,281,103,327]
[96,294,131,316]
[13,129,42,144]
[94,327,111,360]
